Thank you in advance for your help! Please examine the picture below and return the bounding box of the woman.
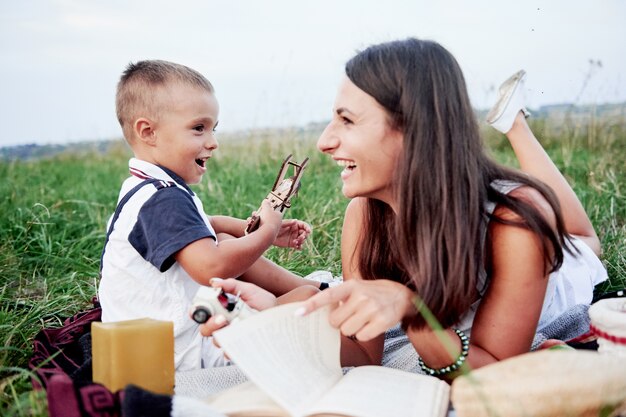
[204,38,607,377]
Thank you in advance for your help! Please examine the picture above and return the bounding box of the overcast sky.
[1,0,625,146]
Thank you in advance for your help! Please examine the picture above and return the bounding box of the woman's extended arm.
[404,187,554,375]
[323,198,415,367]
[338,199,386,366]
[198,278,319,337]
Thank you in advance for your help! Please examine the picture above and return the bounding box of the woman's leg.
[239,256,320,296]
[506,112,601,255]
[217,232,322,296]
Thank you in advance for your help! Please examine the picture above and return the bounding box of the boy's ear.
[134,118,157,146]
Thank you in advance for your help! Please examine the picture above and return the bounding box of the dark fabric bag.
[29,300,124,417]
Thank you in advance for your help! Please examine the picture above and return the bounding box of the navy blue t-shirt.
[128,186,216,272]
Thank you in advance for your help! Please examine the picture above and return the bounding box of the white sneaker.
[486,69,531,134]
[304,270,343,288]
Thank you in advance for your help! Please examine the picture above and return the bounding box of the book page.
[214,303,342,417]
[305,366,450,417]
[205,381,288,417]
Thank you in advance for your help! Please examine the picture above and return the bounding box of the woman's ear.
[389,126,404,148]
[134,118,156,146]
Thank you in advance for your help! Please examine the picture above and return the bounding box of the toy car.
[191,285,257,324]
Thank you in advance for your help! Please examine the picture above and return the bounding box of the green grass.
[1,116,625,416]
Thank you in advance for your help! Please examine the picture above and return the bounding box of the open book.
[206,302,450,417]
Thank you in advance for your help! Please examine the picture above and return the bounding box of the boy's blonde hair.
[116,60,214,141]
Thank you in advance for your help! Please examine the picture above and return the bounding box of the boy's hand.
[197,278,277,337]
[256,200,284,234]
[274,219,311,250]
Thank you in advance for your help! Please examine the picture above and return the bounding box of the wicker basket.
[451,350,626,417]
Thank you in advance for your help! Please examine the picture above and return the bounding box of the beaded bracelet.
[418,328,470,376]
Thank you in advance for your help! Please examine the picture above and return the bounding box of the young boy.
[99,60,321,371]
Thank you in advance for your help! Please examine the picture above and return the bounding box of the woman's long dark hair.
[346,38,572,329]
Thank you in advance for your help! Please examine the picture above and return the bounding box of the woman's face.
[317,77,403,209]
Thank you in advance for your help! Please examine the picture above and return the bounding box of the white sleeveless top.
[456,180,607,333]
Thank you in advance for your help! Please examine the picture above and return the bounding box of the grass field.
[1,115,625,416]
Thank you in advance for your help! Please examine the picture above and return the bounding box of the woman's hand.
[273,219,311,249]
[197,278,277,337]
[297,279,416,341]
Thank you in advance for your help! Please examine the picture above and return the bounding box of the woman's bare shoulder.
[494,185,557,227]
[345,197,367,214]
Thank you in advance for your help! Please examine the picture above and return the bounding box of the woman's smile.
[336,158,357,180]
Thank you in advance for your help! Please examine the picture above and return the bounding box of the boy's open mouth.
[195,158,207,168]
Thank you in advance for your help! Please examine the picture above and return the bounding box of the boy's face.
[150,84,219,185]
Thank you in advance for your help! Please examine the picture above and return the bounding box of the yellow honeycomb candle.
[92,318,174,394]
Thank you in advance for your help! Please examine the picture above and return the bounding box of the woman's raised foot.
[486,69,531,134]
